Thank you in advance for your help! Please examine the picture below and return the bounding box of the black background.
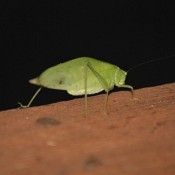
[1,1,175,110]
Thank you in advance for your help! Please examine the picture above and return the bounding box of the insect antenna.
[127,54,175,73]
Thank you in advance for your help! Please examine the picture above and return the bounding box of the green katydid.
[18,55,174,114]
[18,57,133,114]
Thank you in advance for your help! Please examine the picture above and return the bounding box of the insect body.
[19,57,133,114]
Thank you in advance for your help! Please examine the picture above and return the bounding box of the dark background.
[1,1,175,111]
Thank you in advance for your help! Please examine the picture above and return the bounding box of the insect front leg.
[118,84,134,97]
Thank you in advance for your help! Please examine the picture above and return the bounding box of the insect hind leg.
[86,62,111,114]
[18,87,42,108]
